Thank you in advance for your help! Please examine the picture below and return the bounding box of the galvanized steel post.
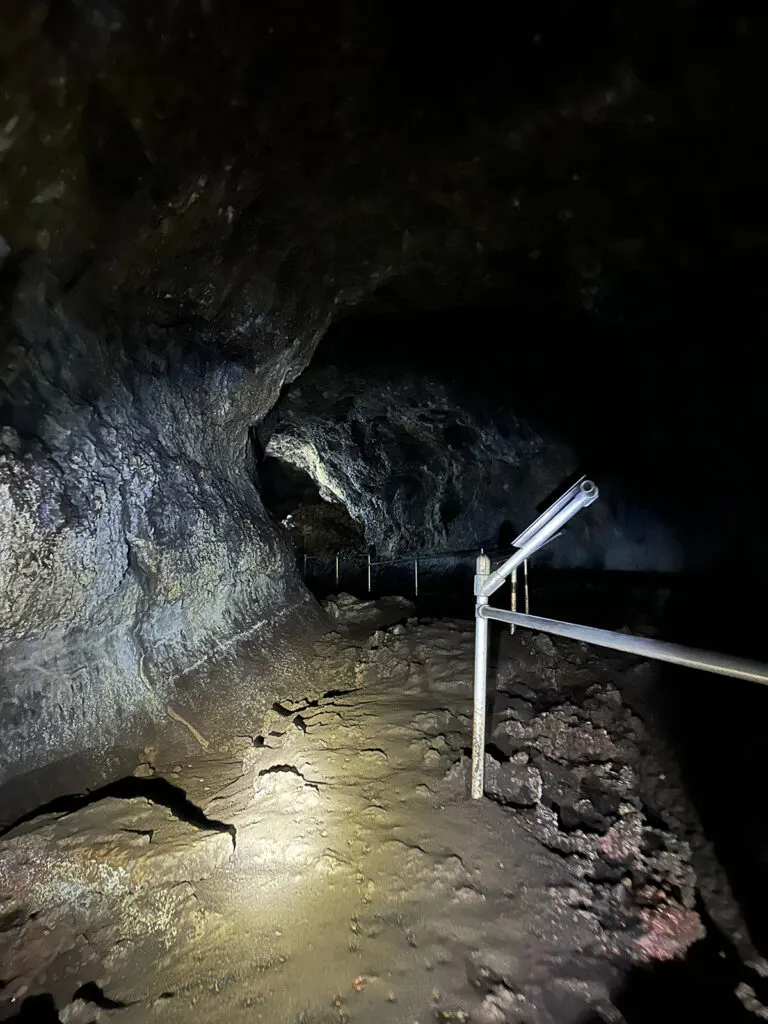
[472,553,491,799]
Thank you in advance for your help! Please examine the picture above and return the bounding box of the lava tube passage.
[3,2,768,1021]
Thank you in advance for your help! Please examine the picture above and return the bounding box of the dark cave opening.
[259,453,365,555]
[313,297,766,590]
[259,454,323,525]
[273,297,768,646]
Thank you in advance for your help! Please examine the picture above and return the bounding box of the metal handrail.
[471,479,600,797]
[299,546,514,565]
[469,479,768,800]
[480,607,768,687]
[479,480,598,598]
[300,543,509,598]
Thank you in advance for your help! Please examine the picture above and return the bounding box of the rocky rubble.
[1,605,765,1021]
[322,591,414,629]
[484,638,708,963]
[351,611,740,972]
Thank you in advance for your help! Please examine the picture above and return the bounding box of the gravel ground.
[2,597,766,1023]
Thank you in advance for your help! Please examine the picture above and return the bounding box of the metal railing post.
[523,558,530,614]
[468,479,599,799]
[335,552,340,589]
[472,553,491,799]
[414,556,419,597]
[367,552,372,593]
[303,553,308,579]
[510,566,517,635]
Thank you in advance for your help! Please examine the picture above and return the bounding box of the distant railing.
[299,543,531,607]
[302,548,425,596]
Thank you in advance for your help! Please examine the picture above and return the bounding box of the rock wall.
[263,366,683,571]
[0,272,318,792]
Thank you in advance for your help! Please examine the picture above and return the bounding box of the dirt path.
[2,601,765,1022]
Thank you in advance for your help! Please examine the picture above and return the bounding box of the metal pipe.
[523,559,530,614]
[472,554,491,798]
[335,552,340,588]
[367,552,372,593]
[479,606,768,687]
[510,566,517,635]
[414,556,419,597]
[512,475,587,548]
[480,480,598,598]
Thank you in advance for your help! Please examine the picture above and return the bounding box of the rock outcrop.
[263,366,682,569]
[0,277,316,796]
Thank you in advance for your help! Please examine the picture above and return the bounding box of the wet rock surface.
[2,604,765,1022]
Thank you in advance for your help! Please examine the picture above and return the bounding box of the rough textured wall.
[0,272,316,789]
[263,367,682,570]
[1,0,764,791]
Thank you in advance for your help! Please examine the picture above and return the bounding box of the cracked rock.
[533,634,558,659]
[0,796,234,918]
[323,592,414,629]
[484,758,543,807]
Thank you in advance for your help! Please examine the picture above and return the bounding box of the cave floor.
[1,599,765,1023]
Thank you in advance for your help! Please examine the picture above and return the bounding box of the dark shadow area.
[0,983,133,1021]
[72,982,130,1010]
[647,586,768,956]
[260,456,323,523]
[316,300,768,583]
[0,745,149,833]
[582,899,768,1022]
[0,775,235,845]
[2,994,61,1022]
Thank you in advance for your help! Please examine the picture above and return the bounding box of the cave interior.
[1,1,768,1021]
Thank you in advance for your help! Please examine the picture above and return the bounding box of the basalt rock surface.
[263,366,682,568]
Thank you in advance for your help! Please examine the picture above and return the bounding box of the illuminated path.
[1,610,752,1022]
